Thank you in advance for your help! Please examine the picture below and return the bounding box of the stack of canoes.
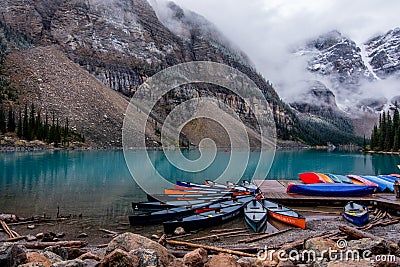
[289,172,400,196]
[130,180,307,233]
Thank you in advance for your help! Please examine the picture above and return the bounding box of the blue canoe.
[287,183,377,197]
[343,202,369,227]
[361,176,394,192]
[378,175,400,183]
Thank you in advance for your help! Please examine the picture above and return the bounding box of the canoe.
[244,199,268,232]
[332,174,353,184]
[390,174,400,178]
[378,175,400,182]
[287,183,377,197]
[176,181,239,191]
[129,203,209,226]
[148,193,230,202]
[241,180,260,193]
[361,176,394,192]
[164,189,245,195]
[204,180,248,192]
[173,185,232,192]
[325,173,342,183]
[162,195,253,234]
[317,173,334,183]
[163,203,244,234]
[132,200,207,211]
[343,202,369,227]
[129,195,252,226]
[346,175,378,187]
[260,199,306,229]
[299,172,325,184]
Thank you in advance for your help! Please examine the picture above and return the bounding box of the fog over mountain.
[167,0,400,108]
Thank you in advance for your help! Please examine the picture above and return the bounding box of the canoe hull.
[244,214,267,232]
[299,172,325,184]
[244,200,268,232]
[268,210,306,230]
[260,199,306,230]
[343,202,369,227]
[343,212,369,227]
[163,204,244,234]
[287,184,377,197]
[361,176,394,192]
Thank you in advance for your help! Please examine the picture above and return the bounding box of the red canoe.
[299,172,325,184]
[346,175,378,187]
[390,174,400,178]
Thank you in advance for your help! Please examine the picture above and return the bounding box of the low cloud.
[168,0,400,106]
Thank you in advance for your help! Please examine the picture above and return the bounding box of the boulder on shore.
[205,253,240,267]
[99,248,139,267]
[106,232,176,267]
[183,248,208,267]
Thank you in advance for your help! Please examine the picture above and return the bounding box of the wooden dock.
[254,180,400,213]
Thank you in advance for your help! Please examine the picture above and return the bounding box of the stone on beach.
[348,238,387,255]
[106,232,176,267]
[304,237,338,258]
[205,253,240,267]
[130,248,159,267]
[99,248,139,267]
[26,252,51,267]
[174,227,186,235]
[183,248,208,267]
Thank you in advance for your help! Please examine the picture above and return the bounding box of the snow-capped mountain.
[365,28,400,79]
[294,29,400,115]
[299,30,374,91]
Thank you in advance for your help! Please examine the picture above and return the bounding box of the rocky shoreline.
[1,210,400,267]
[0,135,314,152]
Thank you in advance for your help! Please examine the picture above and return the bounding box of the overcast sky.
[170,0,400,102]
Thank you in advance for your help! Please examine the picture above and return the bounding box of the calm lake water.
[0,149,399,223]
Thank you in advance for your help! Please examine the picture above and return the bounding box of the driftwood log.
[340,225,381,239]
[166,239,255,257]
[339,225,399,255]
[238,228,292,243]
[210,227,247,233]
[19,241,88,249]
[0,236,26,242]
[0,220,17,238]
[187,229,248,242]
[7,217,69,226]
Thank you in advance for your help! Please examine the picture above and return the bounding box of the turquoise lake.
[0,149,399,223]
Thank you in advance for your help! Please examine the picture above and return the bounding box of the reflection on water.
[0,149,399,222]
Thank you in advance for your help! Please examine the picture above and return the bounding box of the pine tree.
[7,106,16,132]
[49,112,55,144]
[0,105,6,133]
[378,112,386,151]
[36,111,42,140]
[29,103,35,139]
[63,118,69,146]
[363,135,366,150]
[393,108,399,150]
[17,109,22,137]
[23,104,29,140]
[385,112,392,151]
[394,129,400,152]
[44,113,49,142]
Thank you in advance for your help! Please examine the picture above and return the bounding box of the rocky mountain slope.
[365,27,400,79]
[0,0,365,147]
